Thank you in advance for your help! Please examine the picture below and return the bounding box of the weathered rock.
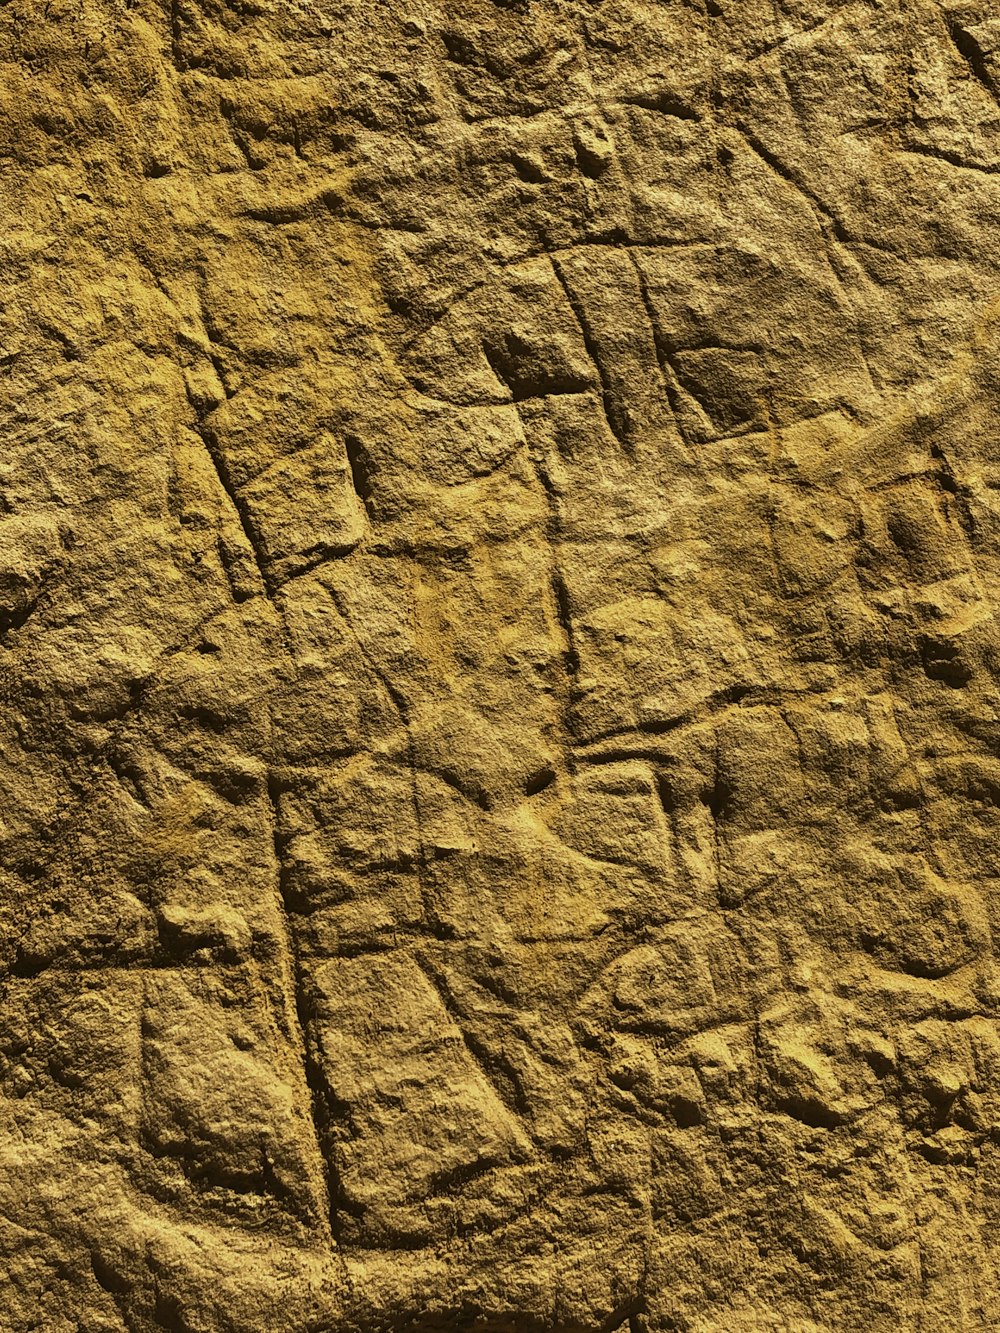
[4,0,1000,1328]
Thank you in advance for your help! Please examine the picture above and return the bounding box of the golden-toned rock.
[6,0,1000,1328]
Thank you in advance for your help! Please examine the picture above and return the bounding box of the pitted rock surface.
[4,1,1000,1329]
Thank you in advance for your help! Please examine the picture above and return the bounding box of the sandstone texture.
[4,0,1000,1329]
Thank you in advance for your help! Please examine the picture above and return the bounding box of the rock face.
[6,0,1000,1328]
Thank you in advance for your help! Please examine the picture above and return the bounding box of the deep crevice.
[948,18,1000,104]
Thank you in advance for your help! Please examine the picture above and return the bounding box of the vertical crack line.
[549,254,635,456]
[185,391,274,597]
[265,772,339,1241]
[627,250,697,453]
[525,442,580,768]
[548,565,580,775]
[321,584,439,934]
[551,567,580,682]
[654,766,692,901]
[343,433,377,520]
[530,447,579,683]
[705,734,726,907]
[203,426,272,595]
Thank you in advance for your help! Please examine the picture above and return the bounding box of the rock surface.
[4,0,1000,1328]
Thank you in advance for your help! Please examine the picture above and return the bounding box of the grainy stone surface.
[4,1,1000,1329]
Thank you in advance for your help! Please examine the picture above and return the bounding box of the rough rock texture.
[5,0,1000,1329]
